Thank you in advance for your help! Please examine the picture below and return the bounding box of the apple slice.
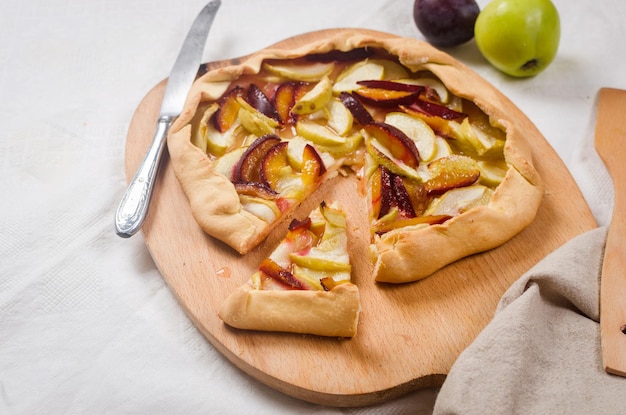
[292,266,349,291]
[364,122,420,168]
[399,104,456,138]
[313,131,363,159]
[477,160,508,186]
[376,58,411,80]
[424,155,481,195]
[193,103,216,153]
[239,195,281,225]
[338,92,374,126]
[333,60,385,93]
[232,134,282,183]
[426,185,493,216]
[289,207,351,271]
[447,118,497,156]
[289,253,351,272]
[212,86,245,133]
[384,112,437,162]
[319,200,346,228]
[334,59,409,91]
[263,61,335,81]
[212,147,246,179]
[236,97,280,136]
[296,120,346,146]
[432,136,453,160]
[326,97,354,136]
[291,75,332,115]
[365,137,420,180]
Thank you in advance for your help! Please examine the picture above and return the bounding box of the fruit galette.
[167,30,543,335]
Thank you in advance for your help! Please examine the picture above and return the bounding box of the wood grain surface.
[124,30,597,407]
[595,87,626,377]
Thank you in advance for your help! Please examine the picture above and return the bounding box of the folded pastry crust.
[167,28,543,282]
[218,283,360,337]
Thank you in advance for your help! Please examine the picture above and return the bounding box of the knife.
[594,87,626,377]
[115,0,221,238]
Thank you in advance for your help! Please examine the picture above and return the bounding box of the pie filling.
[190,47,508,251]
[251,201,352,292]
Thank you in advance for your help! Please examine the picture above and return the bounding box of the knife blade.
[594,87,626,377]
[115,0,221,238]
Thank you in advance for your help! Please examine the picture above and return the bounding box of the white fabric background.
[1,0,624,413]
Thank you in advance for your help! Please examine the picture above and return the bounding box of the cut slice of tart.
[218,201,360,337]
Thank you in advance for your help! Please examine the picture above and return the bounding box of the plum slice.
[403,179,429,217]
[404,98,467,120]
[232,134,281,183]
[247,84,278,120]
[288,216,312,232]
[392,174,417,219]
[338,92,374,126]
[273,81,310,125]
[233,182,278,199]
[364,122,421,169]
[353,88,421,107]
[260,141,289,191]
[301,144,327,189]
[258,258,305,290]
[352,80,425,107]
[370,165,394,220]
[212,85,245,133]
[356,80,424,93]
[371,166,417,220]
[274,82,297,125]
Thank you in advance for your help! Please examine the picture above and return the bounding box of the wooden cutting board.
[124,29,597,407]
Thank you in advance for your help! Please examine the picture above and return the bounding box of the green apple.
[474,0,560,77]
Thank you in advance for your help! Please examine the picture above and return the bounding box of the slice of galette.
[218,201,360,337]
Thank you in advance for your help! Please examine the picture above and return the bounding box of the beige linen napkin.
[434,227,626,414]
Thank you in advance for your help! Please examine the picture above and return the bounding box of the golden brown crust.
[168,28,543,282]
[168,125,270,254]
[373,167,542,282]
[218,283,361,337]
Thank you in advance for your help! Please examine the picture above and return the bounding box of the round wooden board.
[124,29,597,407]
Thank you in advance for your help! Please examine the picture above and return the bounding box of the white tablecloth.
[1,0,624,413]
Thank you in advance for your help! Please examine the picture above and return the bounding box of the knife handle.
[115,116,173,238]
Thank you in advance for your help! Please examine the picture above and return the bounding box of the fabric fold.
[434,227,626,414]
